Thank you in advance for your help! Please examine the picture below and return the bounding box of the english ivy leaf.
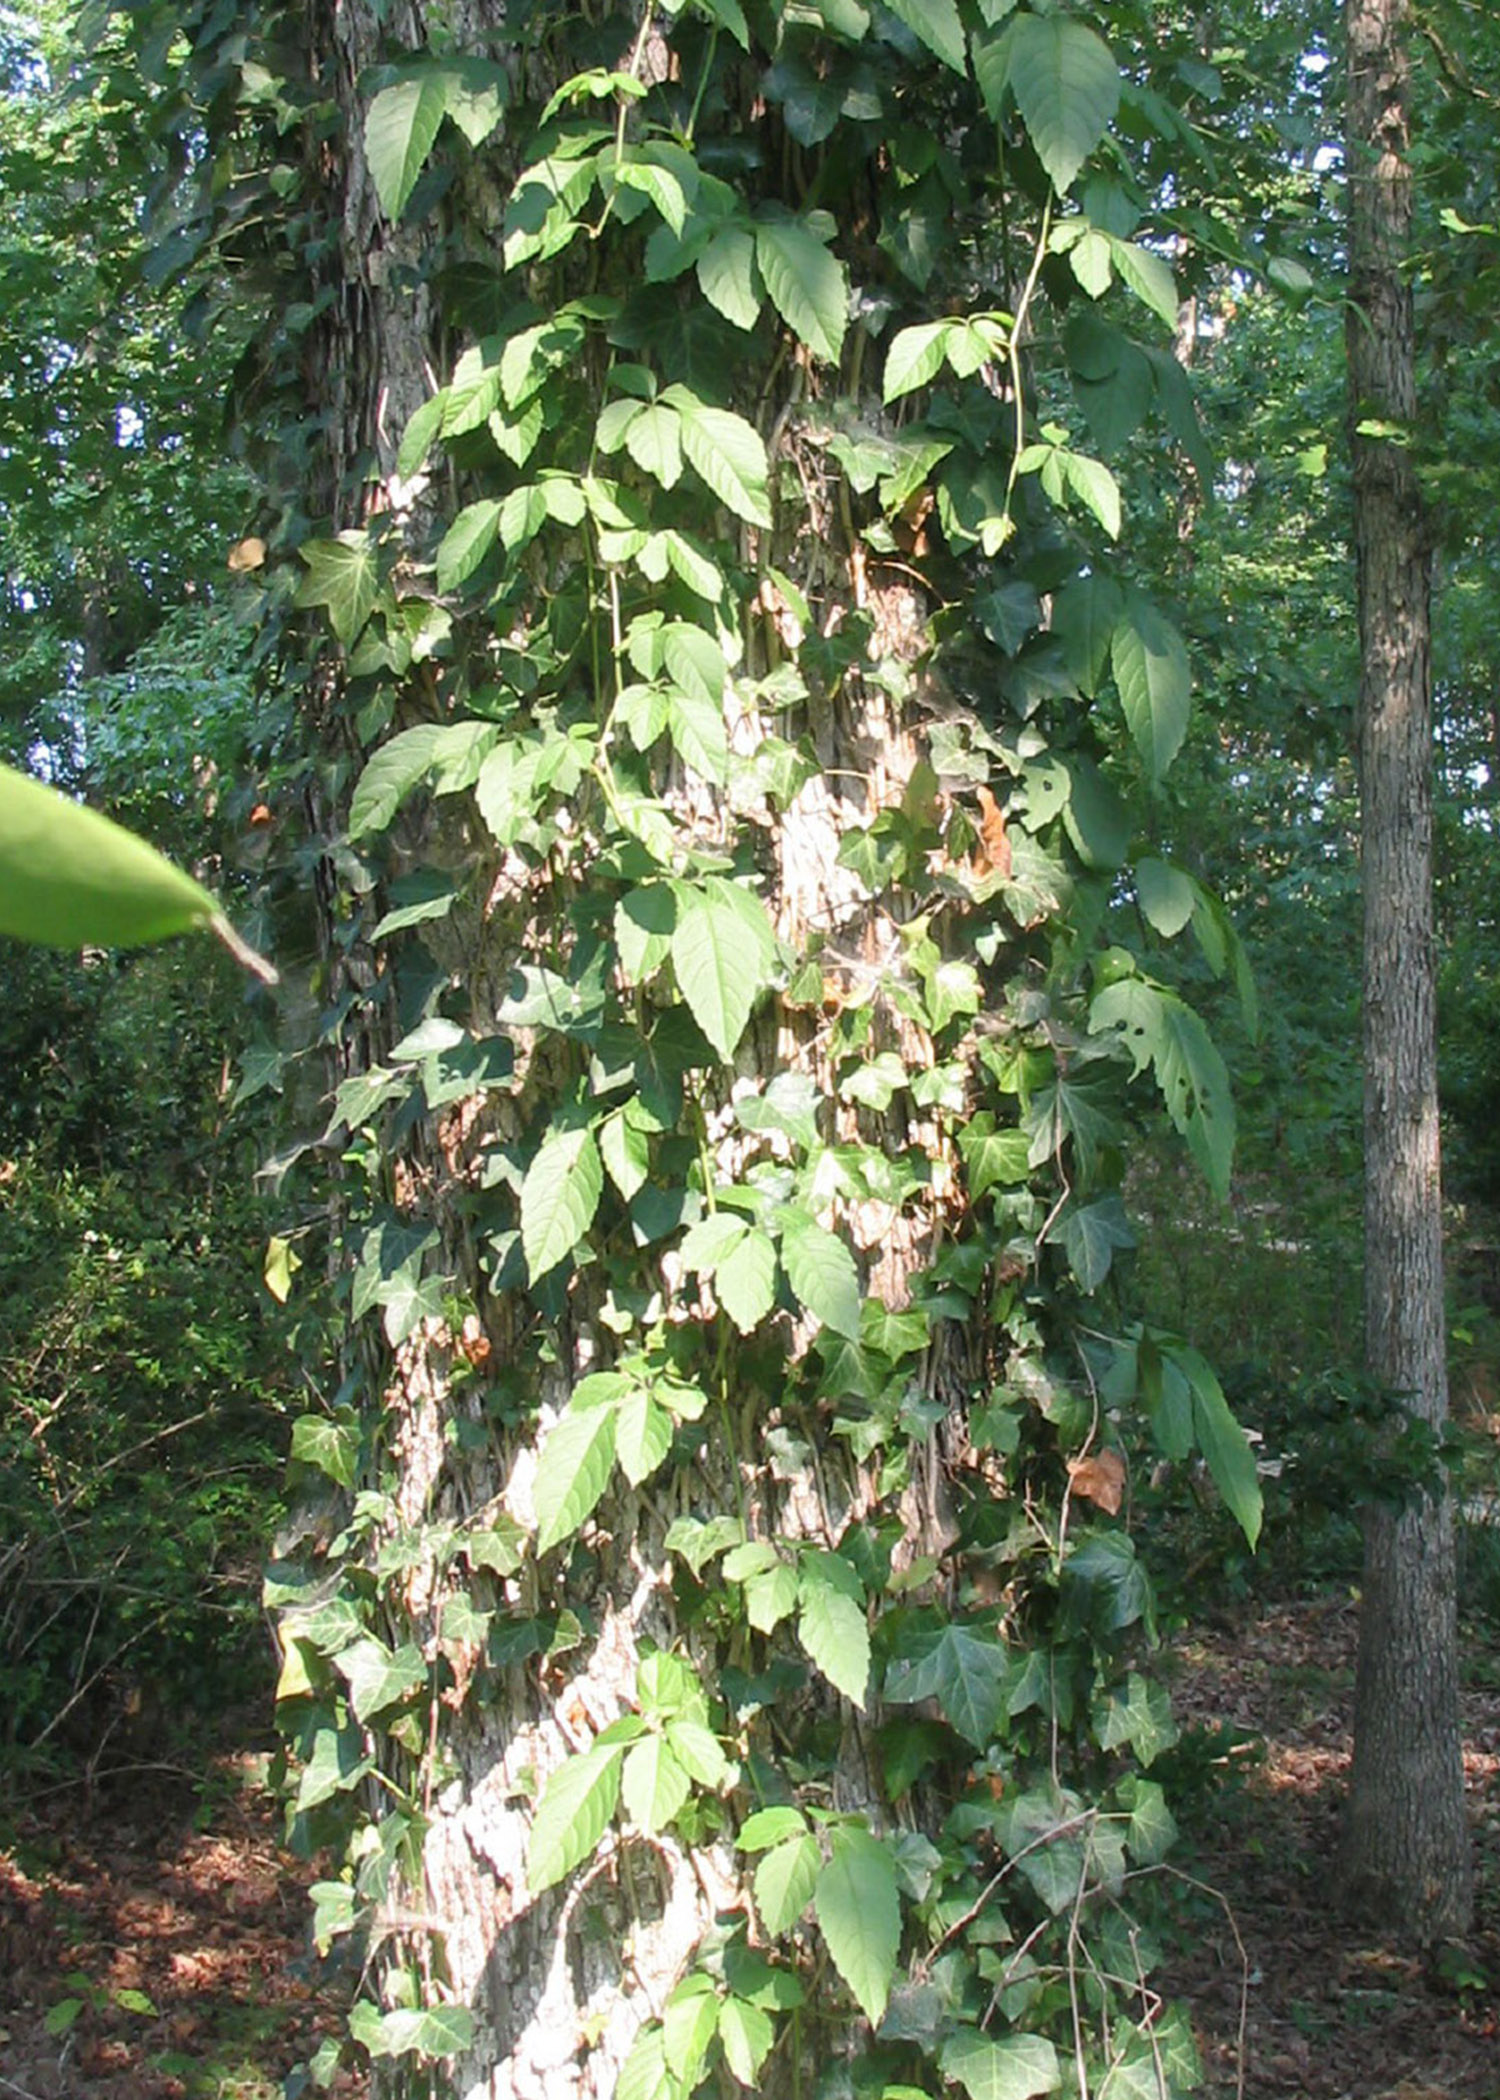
[755,210,848,364]
[334,1636,427,1721]
[295,533,381,645]
[1135,856,1196,937]
[1056,1194,1136,1293]
[365,74,448,222]
[755,1833,820,1935]
[521,1125,603,1281]
[670,878,776,1062]
[815,1828,900,2025]
[1111,593,1191,786]
[1006,13,1120,196]
[697,225,761,329]
[615,1387,672,1486]
[718,1995,774,2085]
[798,1555,870,1706]
[662,386,772,526]
[940,2029,1061,2100]
[781,1216,862,1340]
[622,1733,692,1834]
[1177,1341,1263,1546]
[882,0,966,73]
[957,1116,1031,1199]
[884,1621,1007,1747]
[290,1416,359,1490]
[296,1724,372,1811]
[348,2002,477,2061]
[435,499,502,591]
[525,1740,625,1891]
[533,1396,618,1555]
[1095,1671,1178,1768]
[1117,1774,1177,1865]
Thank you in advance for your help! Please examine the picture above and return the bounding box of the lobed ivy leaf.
[334,1636,427,1722]
[348,2001,477,2062]
[940,2029,1061,2100]
[295,532,381,645]
[884,1620,1007,1747]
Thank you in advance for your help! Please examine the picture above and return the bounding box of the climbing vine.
[123,1,1267,2093]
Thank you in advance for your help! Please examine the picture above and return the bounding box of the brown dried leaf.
[227,536,266,572]
[972,785,1012,880]
[1067,1448,1126,1514]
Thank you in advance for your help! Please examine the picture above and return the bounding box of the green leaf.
[714,1226,778,1332]
[755,212,847,364]
[623,1733,693,1834]
[1059,448,1121,538]
[1111,594,1191,785]
[526,1740,625,1891]
[1095,1671,1178,1768]
[781,1216,862,1340]
[1177,1342,1263,1546]
[0,763,218,954]
[625,402,684,488]
[615,1387,672,1486]
[436,499,502,591]
[521,1126,604,1281]
[1056,1194,1136,1292]
[815,1828,900,2024]
[754,1834,820,1935]
[663,1978,719,2087]
[616,2022,678,2100]
[365,75,448,221]
[294,532,382,644]
[533,1396,618,1555]
[334,1636,427,1721]
[348,2002,477,2061]
[1135,856,1196,937]
[670,878,777,1062]
[697,226,761,329]
[1007,15,1119,195]
[1089,977,1233,1199]
[665,1717,728,1788]
[1110,237,1179,329]
[663,387,773,526]
[738,1805,808,1852]
[290,1416,359,1490]
[884,320,953,403]
[600,1107,651,1200]
[1117,1774,1177,1865]
[884,1622,1007,1747]
[940,2029,1061,2100]
[882,0,966,73]
[718,1995,774,2085]
[798,1555,870,1706]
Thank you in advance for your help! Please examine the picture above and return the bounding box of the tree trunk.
[1341,0,1472,1940]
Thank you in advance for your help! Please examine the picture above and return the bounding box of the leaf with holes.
[1089,977,1233,1199]
[815,1828,900,2024]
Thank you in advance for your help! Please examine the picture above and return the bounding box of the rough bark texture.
[1341,0,1472,1940]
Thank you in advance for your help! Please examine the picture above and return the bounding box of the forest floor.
[0,1599,1496,2098]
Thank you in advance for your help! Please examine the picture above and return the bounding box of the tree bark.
[1341,0,1472,1940]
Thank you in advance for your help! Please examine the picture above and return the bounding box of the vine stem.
[1001,193,1054,533]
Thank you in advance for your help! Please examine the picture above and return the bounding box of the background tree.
[1339,0,1472,1937]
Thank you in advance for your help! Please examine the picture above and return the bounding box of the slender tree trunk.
[1341,0,1472,1940]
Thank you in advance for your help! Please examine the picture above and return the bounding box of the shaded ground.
[2,1605,1496,2097]
[0,1753,343,2099]
[1158,1597,1500,2099]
